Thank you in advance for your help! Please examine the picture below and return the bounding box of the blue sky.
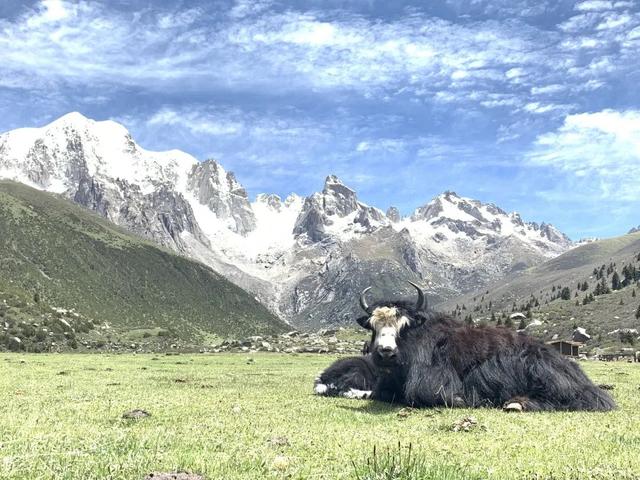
[1,0,639,239]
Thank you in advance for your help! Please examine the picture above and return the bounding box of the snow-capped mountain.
[0,113,575,327]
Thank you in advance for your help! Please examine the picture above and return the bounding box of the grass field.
[1,354,639,480]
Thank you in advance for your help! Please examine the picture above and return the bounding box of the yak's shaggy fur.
[314,354,378,399]
[358,300,616,411]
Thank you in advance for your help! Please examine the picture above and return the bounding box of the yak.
[353,282,615,412]
[313,340,378,399]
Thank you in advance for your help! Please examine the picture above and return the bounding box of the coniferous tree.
[636,303,640,320]
[612,272,621,290]
[518,318,527,330]
[560,287,571,300]
[504,316,514,328]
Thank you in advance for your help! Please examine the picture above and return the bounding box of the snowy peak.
[0,111,196,195]
[293,175,388,243]
[401,190,572,259]
[0,113,261,249]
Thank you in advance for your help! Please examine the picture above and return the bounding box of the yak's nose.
[378,346,396,359]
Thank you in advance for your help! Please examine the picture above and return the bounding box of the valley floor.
[1,354,639,479]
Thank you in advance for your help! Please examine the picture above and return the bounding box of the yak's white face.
[368,307,410,362]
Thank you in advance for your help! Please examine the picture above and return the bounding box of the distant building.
[546,340,581,357]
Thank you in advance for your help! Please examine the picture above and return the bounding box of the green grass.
[1,354,639,479]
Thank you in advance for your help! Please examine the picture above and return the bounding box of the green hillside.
[441,232,640,352]
[0,181,287,352]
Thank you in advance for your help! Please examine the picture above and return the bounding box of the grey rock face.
[73,175,112,219]
[411,197,444,221]
[432,218,482,239]
[293,194,328,243]
[188,160,256,235]
[457,200,486,222]
[529,222,572,247]
[386,206,401,223]
[354,206,386,231]
[73,176,209,252]
[143,184,210,249]
[322,175,359,217]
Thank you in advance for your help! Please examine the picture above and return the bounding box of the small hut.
[546,340,581,357]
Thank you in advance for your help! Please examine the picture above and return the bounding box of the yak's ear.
[409,314,426,328]
[356,315,372,330]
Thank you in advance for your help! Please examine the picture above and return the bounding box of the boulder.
[572,327,590,343]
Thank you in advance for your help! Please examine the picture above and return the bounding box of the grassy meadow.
[1,354,639,480]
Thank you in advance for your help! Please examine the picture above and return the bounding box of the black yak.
[355,282,616,412]
[313,354,377,399]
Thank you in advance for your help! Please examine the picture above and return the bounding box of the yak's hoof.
[313,382,329,395]
[343,389,372,400]
[503,401,524,412]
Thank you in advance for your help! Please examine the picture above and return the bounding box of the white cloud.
[37,0,71,23]
[523,102,574,114]
[575,1,615,11]
[354,138,407,153]
[1,0,639,125]
[531,84,566,95]
[528,110,640,200]
[148,109,243,136]
[145,107,330,141]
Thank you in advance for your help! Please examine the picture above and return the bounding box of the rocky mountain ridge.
[0,113,576,328]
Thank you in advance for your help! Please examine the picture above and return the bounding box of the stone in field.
[122,409,151,420]
[451,416,480,431]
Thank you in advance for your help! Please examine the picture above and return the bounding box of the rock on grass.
[122,409,151,420]
[450,416,482,432]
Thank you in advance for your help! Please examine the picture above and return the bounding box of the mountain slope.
[0,113,575,327]
[0,180,286,351]
[440,231,640,351]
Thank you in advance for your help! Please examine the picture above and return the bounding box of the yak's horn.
[359,286,373,314]
[407,281,426,311]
